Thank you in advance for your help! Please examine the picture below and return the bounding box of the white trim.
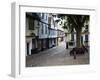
[11,2,20,77]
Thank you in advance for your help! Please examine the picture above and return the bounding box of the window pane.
[29,18,34,30]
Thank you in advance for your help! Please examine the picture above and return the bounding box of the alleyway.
[26,41,89,67]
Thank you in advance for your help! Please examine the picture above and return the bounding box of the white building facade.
[26,13,65,56]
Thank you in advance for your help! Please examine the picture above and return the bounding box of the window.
[85,35,88,41]
[85,25,89,32]
[45,24,48,34]
[86,25,88,29]
[71,33,74,41]
[41,23,44,34]
[46,15,47,20]
[29,18,34,30]
[42,13,44,19]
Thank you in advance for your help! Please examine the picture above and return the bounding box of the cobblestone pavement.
[26,42,89,67]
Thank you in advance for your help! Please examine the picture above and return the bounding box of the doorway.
[27,43,29,55]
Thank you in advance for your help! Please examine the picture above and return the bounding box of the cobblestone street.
[26,42,89,67]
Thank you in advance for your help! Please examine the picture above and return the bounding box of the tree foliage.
[57,14,89,32]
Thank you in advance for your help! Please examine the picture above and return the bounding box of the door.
[81,36,83,45]
[32,39,36,49]
[27,43,29,55]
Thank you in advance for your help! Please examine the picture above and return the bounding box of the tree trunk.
[76,30,81,48]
